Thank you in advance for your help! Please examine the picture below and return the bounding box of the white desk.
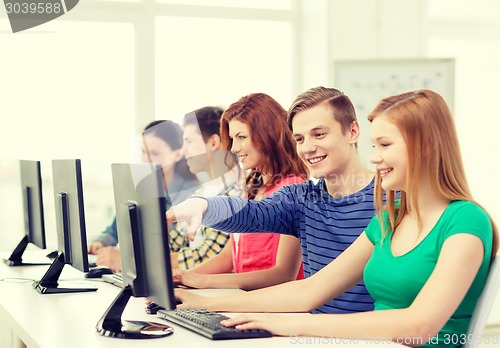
[0,249,404,348]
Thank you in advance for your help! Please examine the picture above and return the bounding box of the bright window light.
[155,16,293,123]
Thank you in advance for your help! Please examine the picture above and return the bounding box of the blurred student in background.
[88,119,199,270]
[168,106,245,270]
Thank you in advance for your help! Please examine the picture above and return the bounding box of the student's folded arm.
[176,258,233,289]
[187,234,302,291]
[216,234,303,291]
[186,242,234,275]
[176,243,235,289]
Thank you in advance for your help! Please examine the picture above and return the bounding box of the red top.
[231,175,305,280]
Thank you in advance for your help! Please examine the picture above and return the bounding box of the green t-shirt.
[364,200,493,348]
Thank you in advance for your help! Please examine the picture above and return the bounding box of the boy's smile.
[292,103,356,181]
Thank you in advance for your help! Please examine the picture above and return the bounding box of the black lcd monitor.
[96,163,175,339]
[3,160,52,266]
[32,159,97,294]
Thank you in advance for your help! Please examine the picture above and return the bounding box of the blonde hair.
[368,90,498,260]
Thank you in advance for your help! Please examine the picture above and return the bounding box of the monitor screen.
[21,160,46,249]
[3,160,50,266]
[52,159,89,272]
[96,163,175,339]
[32,159,97,294]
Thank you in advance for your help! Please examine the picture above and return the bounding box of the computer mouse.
[85,266,114,279]
[145,302,165,315]
[46,250,58,259]
[145,298,183,314]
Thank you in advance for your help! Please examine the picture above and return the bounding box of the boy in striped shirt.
[170,87,376,314]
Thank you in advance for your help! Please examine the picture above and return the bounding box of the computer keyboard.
[101,273,123,288]
[157,309,272,340]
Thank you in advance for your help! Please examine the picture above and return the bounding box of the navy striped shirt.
[202,178,376,314]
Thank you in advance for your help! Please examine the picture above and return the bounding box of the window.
[156,0,292,10]
[0,1,296,247]
[0,19,134,245]
[0,20,135,162]
[155,16,292,122]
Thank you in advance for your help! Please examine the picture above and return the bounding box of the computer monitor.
[3,160,52,267]
[96,163,175,339]
[32,159,97,294]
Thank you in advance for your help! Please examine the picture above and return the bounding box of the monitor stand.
[3,235,52,266]
[96,285,173,339]
[32,252,97,294]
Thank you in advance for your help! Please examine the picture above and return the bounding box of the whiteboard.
[333,58,455,167]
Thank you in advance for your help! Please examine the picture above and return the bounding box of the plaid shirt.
[170,173,245,270]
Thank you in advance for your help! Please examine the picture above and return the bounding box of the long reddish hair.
[368,90,498,261]
[220,93,308,199]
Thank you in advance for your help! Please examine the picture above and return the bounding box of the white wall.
[320,0,500,230]
[426,0,500,238]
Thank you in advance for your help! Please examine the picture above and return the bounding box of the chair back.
[464,257,500,348]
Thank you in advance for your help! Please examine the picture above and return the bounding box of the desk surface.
[0,248,405,348]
